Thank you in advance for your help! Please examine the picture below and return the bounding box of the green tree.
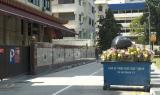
[129,16,145,44]
[142,0,160,44]
[130,16,144,34]
[97,9,120,53]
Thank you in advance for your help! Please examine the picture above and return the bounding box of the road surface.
[0,62,150,95]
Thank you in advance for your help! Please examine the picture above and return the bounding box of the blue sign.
[9,48,20,64]
[101,61,151,86]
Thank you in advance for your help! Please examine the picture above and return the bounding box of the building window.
[79,14,81,22]
[32,23,39,35]
[139,9,144,12]
[58,0,75,4]
[21,20,24,35]
[116,20,131,23]
[92,6,94,13]
[98,5,103,11]
[89,18,91,25]
[43,0,50,11]
[92,20,94,26]
[113,10,118,14]
[79,31,82,38]
[132,10,138,13]
[119,10,126,13]
[79,0,81,6]
[28,23,31,36]
[126,10,131,13]
[28,0,40,6]
[59,12,75,20]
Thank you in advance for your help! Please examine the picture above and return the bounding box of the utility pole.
[145,1,151,50]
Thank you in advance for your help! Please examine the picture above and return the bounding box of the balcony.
[115,17,133,21]
[114,13,143,18]
[64,20,77,29]
[52,4,76,13]
[121,23,130,28]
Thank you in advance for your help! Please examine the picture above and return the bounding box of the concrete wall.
[37,47,52,67]
[52,39,95,46]
[33,42,95,69]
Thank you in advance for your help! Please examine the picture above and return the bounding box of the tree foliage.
[130,16,144,34]
[97,9,121,53]
[142,0,160,44]
[129,16,146,44]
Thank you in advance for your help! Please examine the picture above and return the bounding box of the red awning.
[0,3,77,35]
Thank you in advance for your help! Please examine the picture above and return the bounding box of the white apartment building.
[95,0,108,18]
[51,0,95,39]
[17,0,51,14]
[125,0,145,3]
[94,0,108,40]
[108,2,145,36]
[108,0,145,4]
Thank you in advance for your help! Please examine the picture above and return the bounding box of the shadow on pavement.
[151,76,160,78]
[151,84,160,88]
[151,70,155,72]
[105,87,147,92]
[57,86,122,95]
[151,73,160,75]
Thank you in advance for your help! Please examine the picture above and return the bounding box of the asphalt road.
[0,62,150,95]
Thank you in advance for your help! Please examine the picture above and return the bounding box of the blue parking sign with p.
[10,49,15,64]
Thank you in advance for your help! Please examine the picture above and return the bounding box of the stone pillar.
[43,27,52,42]
[28,22,33,45]
[39,25,44,42]
[23,20,29,46]
[15,17,22,45]
[3,15,7,45]
[4,16,16,45]
[0,15,4,45]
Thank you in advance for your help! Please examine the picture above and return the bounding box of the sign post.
[150,32,157,50]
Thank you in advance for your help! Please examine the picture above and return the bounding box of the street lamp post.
[145,1,151,50]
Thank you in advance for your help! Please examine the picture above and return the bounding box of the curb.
[0,82,15,89]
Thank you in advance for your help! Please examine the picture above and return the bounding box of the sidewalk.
[0,74,34,89]
[0,61,92,89]
[150,64,160,95]
[0,62,159,95]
